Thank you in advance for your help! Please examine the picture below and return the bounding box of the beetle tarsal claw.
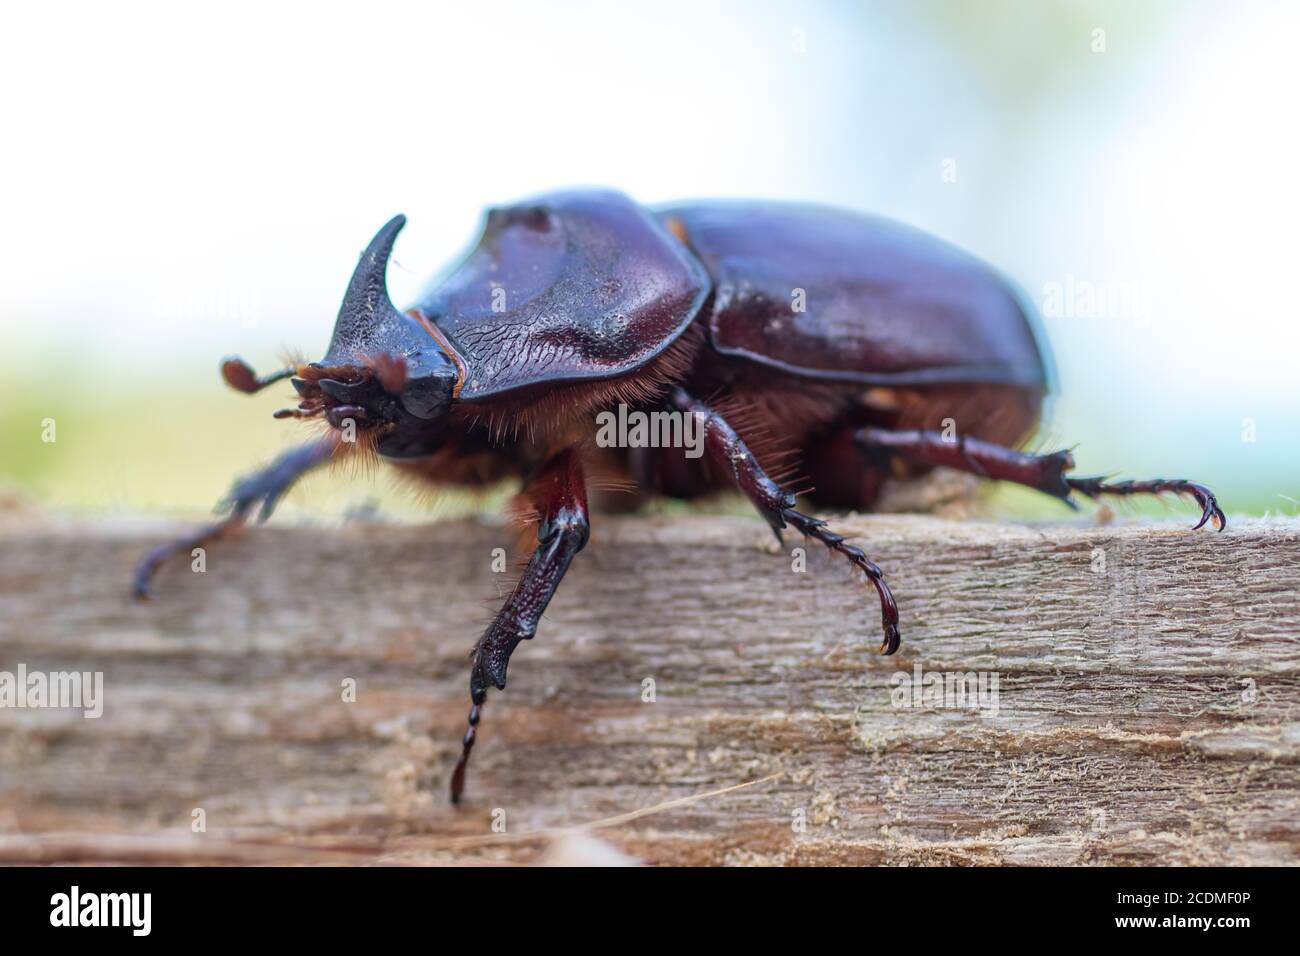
[1193,491,1228,533]
[1063,476,1227,533]
[879,622,902,656]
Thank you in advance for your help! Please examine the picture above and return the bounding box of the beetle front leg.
[451,448,589,804]
[857,427,1226,531]
[667,388,901,655]
[132,435,337,598]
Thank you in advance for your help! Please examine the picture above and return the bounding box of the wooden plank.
[0,512,1296,865]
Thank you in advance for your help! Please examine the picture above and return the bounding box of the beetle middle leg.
[132,435,337,598]
[857,427,1226,531]
[667,388,901,655]
[451,447,589,804]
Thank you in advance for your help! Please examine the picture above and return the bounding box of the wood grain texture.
[0,511,1296,866]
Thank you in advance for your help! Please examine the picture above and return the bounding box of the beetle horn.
[324,214,408,359]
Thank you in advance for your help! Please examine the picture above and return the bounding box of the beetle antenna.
[221,356,296,394]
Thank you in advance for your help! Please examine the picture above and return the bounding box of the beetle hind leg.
[667,388,901,655]
[856,427,1226,532]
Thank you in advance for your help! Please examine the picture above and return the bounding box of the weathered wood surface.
[0,511,1297,866]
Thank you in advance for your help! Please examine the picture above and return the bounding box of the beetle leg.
[1064,477,1226,531]
[856,427,1226,531]
[667,388,901,655]
[132,436,337,598]
[451,448,589,804]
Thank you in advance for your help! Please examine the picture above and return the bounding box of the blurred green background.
[2,0,1296,523]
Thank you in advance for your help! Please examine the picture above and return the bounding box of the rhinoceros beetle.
[135,188,1226,802]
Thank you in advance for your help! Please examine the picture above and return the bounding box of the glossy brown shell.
[657,201,1049,390]
[415,189,710,401]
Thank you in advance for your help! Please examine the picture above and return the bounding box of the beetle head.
[288,215,462,456]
